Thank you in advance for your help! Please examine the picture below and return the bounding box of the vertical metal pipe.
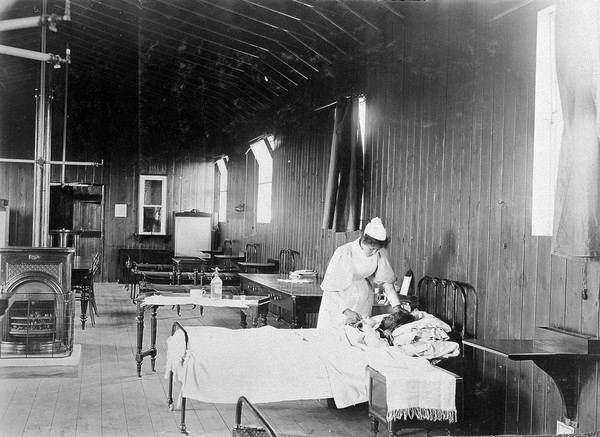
[33,88,42,246]
[137,6,143,160]
[32,0,49,246]
[41,91,53,246]
[61,47,69,185]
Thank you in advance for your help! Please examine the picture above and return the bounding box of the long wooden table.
[239,273,323,328]
[134,286,269,377]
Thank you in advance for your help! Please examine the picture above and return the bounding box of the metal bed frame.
[368,275,478,437]
[165,274,478,436]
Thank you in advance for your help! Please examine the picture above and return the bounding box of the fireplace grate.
[1,293,74,358]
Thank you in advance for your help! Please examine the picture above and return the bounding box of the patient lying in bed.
[344,310,460,360]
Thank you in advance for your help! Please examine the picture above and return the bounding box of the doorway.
[49,184,105,275]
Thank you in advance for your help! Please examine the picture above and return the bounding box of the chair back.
[92,252,100,275]
[278,249,299,274]
[245,243,259,263]
[223,239,233,256]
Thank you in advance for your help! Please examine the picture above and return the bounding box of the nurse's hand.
[392,305,410,315]
[343,308,363,324]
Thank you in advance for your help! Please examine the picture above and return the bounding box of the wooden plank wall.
[100,156,214,282]
[219,123,363,274]
[1,0,598,433]
[221,0,599,434]
[0,155,214,282]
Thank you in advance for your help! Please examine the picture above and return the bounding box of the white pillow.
[392,314,452,337]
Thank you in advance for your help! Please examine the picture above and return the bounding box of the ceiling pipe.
[0,15,53,32]
[0,6,70,32]
[0,44,68,65]
[0,157,104,167]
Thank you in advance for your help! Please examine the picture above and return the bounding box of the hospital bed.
[164,274,477,436]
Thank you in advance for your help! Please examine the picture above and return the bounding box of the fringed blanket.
[368,358,456,423]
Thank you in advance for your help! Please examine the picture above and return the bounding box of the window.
[358,95,366,150]
[138,175,167,235]
[250,136,273,224]
[531,5,563,236]
[358,95,366,226]
[216,157,228,222]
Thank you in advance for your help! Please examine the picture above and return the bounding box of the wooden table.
[213,254,246,269]
[134,287,269,377]
[237,261,278,274]
[463,327,600,420]
[72,255,94,329]
[172,256,207,272]
[198,249,223,265]
[239,273,323,328]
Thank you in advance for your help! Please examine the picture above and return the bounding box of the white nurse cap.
[364,217,387,240]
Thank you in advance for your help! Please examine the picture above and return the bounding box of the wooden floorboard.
[0,282,430,437]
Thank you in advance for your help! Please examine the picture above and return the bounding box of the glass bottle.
[210,267,223,300]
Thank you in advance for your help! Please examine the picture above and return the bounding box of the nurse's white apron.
[317,238,383,329]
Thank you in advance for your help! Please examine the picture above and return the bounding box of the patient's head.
[379,311,416,331]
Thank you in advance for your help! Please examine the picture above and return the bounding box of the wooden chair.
[245,243,260,263]
[88,252,100,321]
[223,239,233,256]
[73,252,100,329]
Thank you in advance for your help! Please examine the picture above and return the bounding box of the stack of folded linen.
[289,269,317,279]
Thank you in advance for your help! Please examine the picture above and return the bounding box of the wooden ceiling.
[0,0,419,156]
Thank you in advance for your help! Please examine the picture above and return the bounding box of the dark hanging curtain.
[552,0,600,257]
[322,96,363,232]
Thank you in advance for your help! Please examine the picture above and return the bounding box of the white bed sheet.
[165,325,456,420]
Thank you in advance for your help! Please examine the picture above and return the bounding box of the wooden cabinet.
[239,274,323,328]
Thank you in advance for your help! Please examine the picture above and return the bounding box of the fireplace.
[0,247,75,358]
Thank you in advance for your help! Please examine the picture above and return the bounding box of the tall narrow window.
[138,175,167,235]
[358,95,366,227]
[250,137,273,224]
[216,157,228,222]
[531,5,563,236]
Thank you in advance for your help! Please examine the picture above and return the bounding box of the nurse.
[317,217,405,329]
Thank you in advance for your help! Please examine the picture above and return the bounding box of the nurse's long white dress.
[316,238,396,329]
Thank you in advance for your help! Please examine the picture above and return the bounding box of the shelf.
[463,326,600,420]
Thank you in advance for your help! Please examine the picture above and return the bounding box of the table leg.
[135,305,146,377]
[290,296,300,329]
[239,309,248,329]
[370,415,379,436]
[150,306,158,372]
[256,303,268,327]
[132,279,138,302]
[80,286,89,330]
